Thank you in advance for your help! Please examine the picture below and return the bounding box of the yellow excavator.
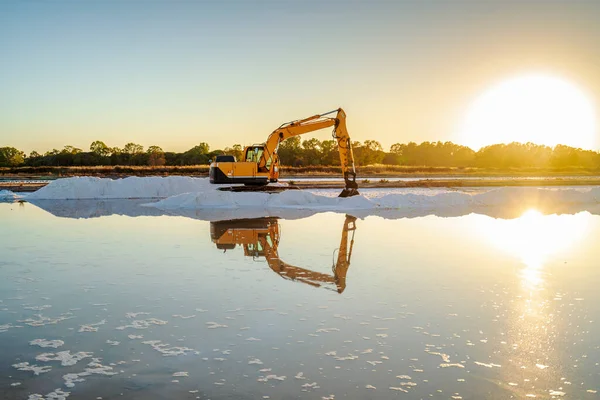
[209,108,359,198]
[210,215,357,293]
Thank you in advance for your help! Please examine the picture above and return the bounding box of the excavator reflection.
[210,215,357,293]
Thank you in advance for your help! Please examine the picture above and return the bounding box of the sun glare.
[475,210,589,287]
[459,74,597,150]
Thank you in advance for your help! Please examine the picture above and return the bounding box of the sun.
[459,74,597,150]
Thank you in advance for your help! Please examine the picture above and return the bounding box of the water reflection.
[0,202,598,398]
[475,209,590,288]
[473,209,591,396]
[210,215,357,293]
[26,197,600,221]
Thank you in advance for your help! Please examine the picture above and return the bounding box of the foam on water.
[13,362,52,375]
[36,351,93,366]
[62,358,118,388]
[27,388,70,400]
[29,339,65,348]
[116,318,167,330]
[141,340,195,356]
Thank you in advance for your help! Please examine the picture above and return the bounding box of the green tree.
[90,140,111,156]
[223,144,243,161]
[278,136,303,166]
[62,145,82,155]
[0,147,25,167]
[147,145,166,166]
[182,142,211,164]
[147,145,163,154]
[320,139,339,165]
[123,142,144,154]
[302,138,322,165]
[354,140,384,166]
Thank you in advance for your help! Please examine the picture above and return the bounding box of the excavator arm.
[210,215,357,294]
[260,108,359,197]
[261,215,356,293]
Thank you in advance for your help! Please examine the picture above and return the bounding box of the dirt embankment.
[3,165,600,192]
[4,177,600,193]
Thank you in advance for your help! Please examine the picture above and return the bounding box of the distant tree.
[386,141,474,167]
[302,138,322,165]
[353,140,385,166]
[45,149,61,156]
[62,145,82,155]
[147,145,166,166]
[223,144,243,161]
[90,141,111,156]
[182,142,210,165]
[0,147,25,167]
[147,145,163,154]
[164,152,182,166]
[123,142,144,155]
[278,136,302,166]
[9,138,600,169]
[320,139,339,165]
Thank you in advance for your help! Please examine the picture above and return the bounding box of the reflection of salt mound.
[27,176,214,200]
[0,190,20,201]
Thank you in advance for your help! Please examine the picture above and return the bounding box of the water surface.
[1,202,599,399]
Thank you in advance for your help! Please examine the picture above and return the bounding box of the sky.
[1,0,600,154]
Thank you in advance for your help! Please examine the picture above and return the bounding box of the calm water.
[1,201,599,399]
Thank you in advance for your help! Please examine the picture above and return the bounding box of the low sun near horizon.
[457,73,597,151]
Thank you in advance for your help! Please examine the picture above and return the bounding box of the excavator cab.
[209,215,357,293]
[245,146,264,163]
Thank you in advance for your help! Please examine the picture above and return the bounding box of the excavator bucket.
[339,171,359,197]
[339,188,360,198]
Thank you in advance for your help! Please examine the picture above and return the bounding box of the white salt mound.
[151,186,600,211]
[27,176,214,200]
[23,176,600,211]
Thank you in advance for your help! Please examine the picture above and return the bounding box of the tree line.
[1,139,600,169]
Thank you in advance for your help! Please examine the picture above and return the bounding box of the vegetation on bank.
[3,164,600,178]
[2,139,600,171]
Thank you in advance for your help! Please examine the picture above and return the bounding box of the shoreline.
[3,176,600,193]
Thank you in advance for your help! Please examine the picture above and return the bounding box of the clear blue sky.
[2,0,599,153]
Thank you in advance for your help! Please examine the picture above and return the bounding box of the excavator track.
[217,186,299,193]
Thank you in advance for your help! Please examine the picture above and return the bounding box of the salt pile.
[150,186,600,211]
[27,176,215,200]
[22,176,600,212]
